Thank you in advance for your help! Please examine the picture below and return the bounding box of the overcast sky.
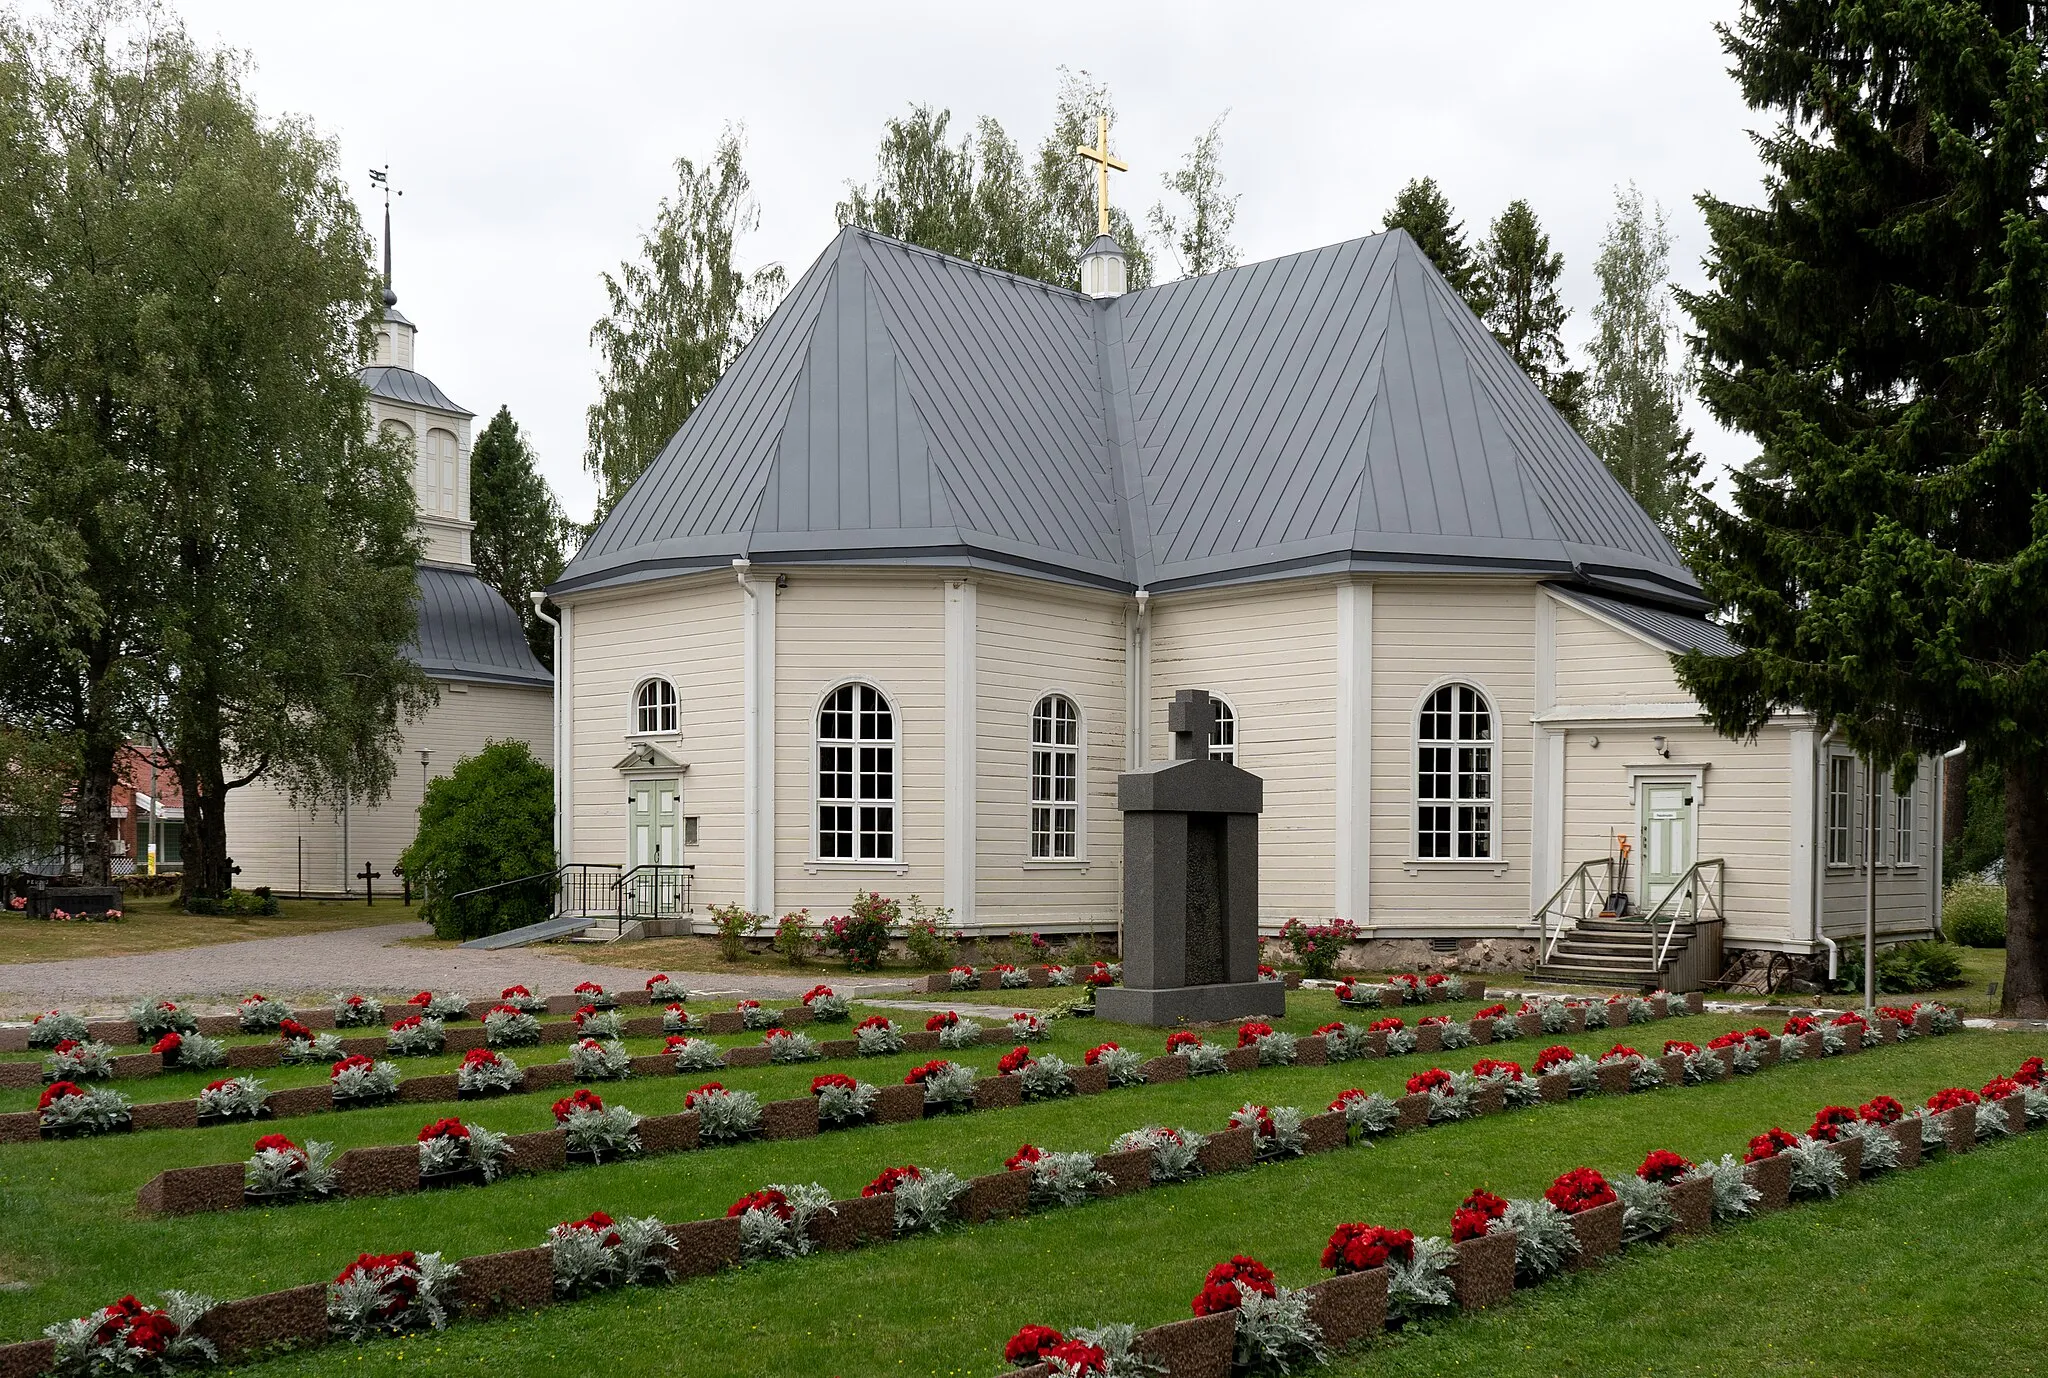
[179,0,1767,524]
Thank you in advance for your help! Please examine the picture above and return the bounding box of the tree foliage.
[470,406,568,669]
[0,1,430,895]
[1476,199,1586,426]
[1671,0,2048,1016]
[838,68,1152,291]
[1382,176,1480,305]
[1149,113,1240,279]
[400,739,555,940]
[1587,186,1702,535]
[585,128,784,518]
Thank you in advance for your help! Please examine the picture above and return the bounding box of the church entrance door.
[1638,781,1695,912]
[627,779,683,916]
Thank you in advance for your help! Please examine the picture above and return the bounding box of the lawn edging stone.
[1448,1229,1517,1308]
[1564,1199,1623,1268]
[1744,1151,1793,1211]
[454,1247,553,1318]
[187,1283,328,1362]
[1302,1266,1387,1348]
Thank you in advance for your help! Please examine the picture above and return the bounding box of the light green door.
[1639,782,1694,911]
[626,779,681,914]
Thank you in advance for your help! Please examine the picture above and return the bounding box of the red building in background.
[111,744,182,873]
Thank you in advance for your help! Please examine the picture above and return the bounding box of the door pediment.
[614,742,687,774]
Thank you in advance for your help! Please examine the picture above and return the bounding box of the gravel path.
[0,921,918,1017]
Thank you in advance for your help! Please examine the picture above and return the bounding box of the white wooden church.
[546,196,1942,977]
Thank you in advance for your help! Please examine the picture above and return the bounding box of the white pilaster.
[1790,725,1817,945]
[1125,594,1151,768]
[739,564,776,916]
[1334,581,1373,924]
[944,579,978,924]
[558,602,574,865]
[1531,590,1563,909]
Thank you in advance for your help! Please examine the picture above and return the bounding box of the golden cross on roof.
[1074,114,1128,238]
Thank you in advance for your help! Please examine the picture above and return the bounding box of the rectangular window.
[1826,756,1853,865]
[683,816,699,847]
[1893,784,1913,866]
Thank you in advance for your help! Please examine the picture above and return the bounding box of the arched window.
[633,678,677,735]
[818,683,896,860]
[1208,696,1237,764]
[1416,683,1493,859]
[1030,694,1080,859]
[426,428,459,515]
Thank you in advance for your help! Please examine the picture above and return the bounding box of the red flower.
[1744,1128,1798,1162]
[863,1164,922,1197]
[1663,1040,1700,1056]
[575,981,604,995]
[501,985,531,999]
[727,1188,791,1219]
[417,1117,469,1142]
[343,995,365,1007]
[1983,1076,2022,1100]
[38,1081,81,1110]
[1004,1325,1066,1365]
[1042,1339,1109,1374]
[1419,1014,1451,1027]
[997,1046,1034,1075]
[1706,1030,1744,1051]
[1084,1042,1121,1064]
[1235,1104,1277,1139]
[1450,1207,1496,1242]
[1313,1022,1345,1037]
[204,1078,235,1092]
[1257,964,1277,978]
[552,1089,604,1121]
[1859,1095,1906,1124]
[462,1047,502,1068]
[1391,973,1420,989]
[736,999,760,1011]
[1745,1026,1773,1040]
[1236,1021,1274,1047]
[1476,1003,1508,1019]
[1424,972,1448,987]
[1545,1166,1618,1214]
[1461,1188,1509,1220]
[663,1035,690,1051]
[1405,1067,1453,1095]
[1877,1005,1918,1026]
[948,965,974,976]
[332,1253,422,1317]
[407,992,432,1007]
[643,974,668,990]
[1005,1143,1043,1171]
[2015,1056,2046,1088]
[1600,1044,1642,1063]
[925,1011,959,1031]
[685,1082,726,1108]
[1191,1255,1277,1314]
[571,1006,599,1028]
[1472,1058,1524,1081]
[1083,968,1114,986]
[1165,1030,1202,1051]
[1638,1150,1692,1184]
[278,1019,312,1041]
[1926,1087,1981,1113]
[1333,981,1355,1001]
[801,984,835,1004]
[810,1073,858,1095]
[1321,1222,1414,1273]
[390,1015,423,1031]
[561,1209,620,1246]
[904,1060,949,1084]
[150,1033,181,1055]
[51,1038,80,1053]
[1533,1044,1578,1074]
[252,1133,299,1155]
[1808,1106,1858,1142]
[855,1015,892,1032]
[1782,1015,1816,1035]
[1328,1088,1369,1113]
[1368,1017,1405,1033]
[330,1055,374,1079]
[1831,1010,1867,1028]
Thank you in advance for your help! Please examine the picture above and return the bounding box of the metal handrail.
[1638,858,1726,968]
[604,863,695,937]
[1536,858,1616,963]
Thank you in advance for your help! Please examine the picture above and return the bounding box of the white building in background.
[541,224,1938,985]
[225,278,553,895]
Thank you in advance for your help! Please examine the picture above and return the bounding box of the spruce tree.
[1382,176,1480,306]
[470,407,568,669]
[1477,199,1585,426]
[1673,1,2048,1015]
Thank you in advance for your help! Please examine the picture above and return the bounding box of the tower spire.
[369,165,400,307]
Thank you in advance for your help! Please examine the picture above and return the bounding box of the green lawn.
[0,1008,2037,1369]
[0,894,417,967]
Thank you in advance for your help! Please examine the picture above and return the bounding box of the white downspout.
[1934,743,1967,938]
[1813,726,1836,979]
[531,593,562,868]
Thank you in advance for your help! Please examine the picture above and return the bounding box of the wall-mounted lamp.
[1653,735,1670,758]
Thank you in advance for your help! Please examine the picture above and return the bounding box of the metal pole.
[1865,759,1878,1015]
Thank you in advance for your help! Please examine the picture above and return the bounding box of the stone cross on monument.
[1097,689,1282,1025]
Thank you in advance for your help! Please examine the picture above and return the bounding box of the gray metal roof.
[363,364,470,417]
[411,566,552,688]
[1549,585,1739,657]
[557,226,1700,604]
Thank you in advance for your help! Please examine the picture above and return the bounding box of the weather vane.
[369,165,401,307]
[1074,115,1127,238]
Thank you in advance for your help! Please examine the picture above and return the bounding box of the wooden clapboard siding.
[972,579,1125,927]
[1552,600,1685,701]
[1818,753,1940,939]
[226,680,552,894]
[567,573,744,907]
[1148,581,1338,925]
[1368,580,1537,924]
[772,574,946,916]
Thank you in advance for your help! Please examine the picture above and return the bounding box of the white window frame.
[631,677,678,737]
[1412,680,1498,861]
[425,426,460,517]
[1206,693,1239,764]
[813,681,899,864]
[1892,778,1915,868]
[1029,693,1083,861]
[1825,754,1854,867]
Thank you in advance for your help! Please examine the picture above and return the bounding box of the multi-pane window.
[1893,782,1914,865]
[633,678,677,735]
[425,428,459,515]
[1208,698,1237,764]
[818,683,896,860]
[1030,695,1080,859]
[1415,684,1493,858]
[1826,756,1853,865]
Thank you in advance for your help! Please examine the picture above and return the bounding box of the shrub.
[826,891,898,970]
[707,903,764,962]
[902,895,957,967]
[398,740,555,940]
[1944,880,2006,948]
[772,909,813,965]
[1276,917,1358,978]
[182,888,280,917]
[1839,939,1965,994]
